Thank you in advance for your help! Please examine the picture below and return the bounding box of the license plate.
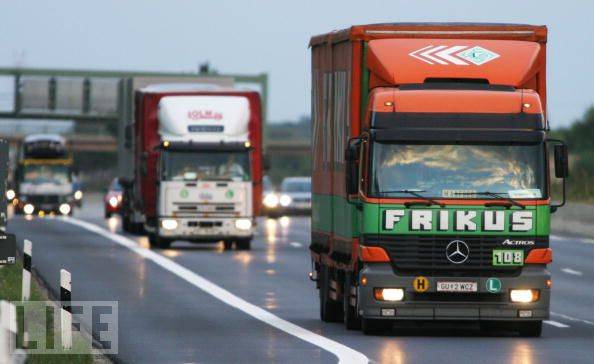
[492,249,524,266]
[437,281,478,292]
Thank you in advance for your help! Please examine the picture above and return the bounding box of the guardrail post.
[21,240,32,347]
[60,269,72,350]
[0,300,17,363]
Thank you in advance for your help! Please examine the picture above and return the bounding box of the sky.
[1,0,593,127]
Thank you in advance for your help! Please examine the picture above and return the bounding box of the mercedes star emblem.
[446,240,470,264]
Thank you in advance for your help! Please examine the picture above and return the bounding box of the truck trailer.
[309,23,568,336]
[121,85,263,250]
[12,135,75,216]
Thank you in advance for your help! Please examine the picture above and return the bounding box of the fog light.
[279,194,292,207]
[518,310,533,318]
[109,196,119,208]
[235,218,252,230]
[374,288,404,302]
[23,204,34,215]
[263,194,279,208]
[161,219,178,230]
[510,289,540,303]
[6,189,15,201]
[74,190,83,200]
[381,308,396,317]
[59,203,71,215]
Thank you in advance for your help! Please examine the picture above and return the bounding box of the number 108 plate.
[492,249,524,266]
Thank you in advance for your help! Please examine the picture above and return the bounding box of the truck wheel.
[517,321,542,337]
[343,274,361,330]
[236,239,251,251]
[319,265,343,322]
[362,318,392,335]
[149,233,171,249]
[223,240,233,250]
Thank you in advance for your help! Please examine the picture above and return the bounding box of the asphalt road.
[7,196,594,364]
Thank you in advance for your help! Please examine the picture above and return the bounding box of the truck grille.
[368,235,546,277]
[173,202,236,215]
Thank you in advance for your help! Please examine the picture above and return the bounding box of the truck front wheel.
[343,274,361,330]
[319,265,343,322]
[149,233,171,249]
[235,238,251,251]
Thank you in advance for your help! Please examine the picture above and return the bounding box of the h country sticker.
[413,276,429,293]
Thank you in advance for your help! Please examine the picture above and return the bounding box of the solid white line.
[561,268,583,276]
[551,235,594,244]
[60,217,368,364]
[551,312,594,326]
[289,242,303,248]
[543,320,570,328]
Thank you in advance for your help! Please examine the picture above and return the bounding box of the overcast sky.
[1,0,593,127]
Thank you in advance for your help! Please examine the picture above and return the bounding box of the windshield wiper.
[451,191,525,209]
[379,189,445,207]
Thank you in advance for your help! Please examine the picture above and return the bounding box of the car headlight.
[161,219,178,230]
[23,204,35,215]
[108,196,119,208]
[6,189,15,201]
[235,218,252,230]
[263,193,279,208]
[74,190,83,200]
[279,194,292,207]
[59,203,71,215]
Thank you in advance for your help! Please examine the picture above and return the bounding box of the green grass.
[0,261,96,364]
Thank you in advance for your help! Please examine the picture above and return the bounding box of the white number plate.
[436,281,478,292]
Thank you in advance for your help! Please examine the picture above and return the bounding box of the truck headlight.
[6,189,15,201]
[279,194,292,207]
[23,204,35,215]
[235,218,252,230]
[74,190,83,200]
[59,203,71,215]
[374,288,404,302]
[510,289,540,303]
[263,193,279,208]
[161,219,178,230]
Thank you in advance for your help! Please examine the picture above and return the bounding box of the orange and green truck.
[309,23,569,336]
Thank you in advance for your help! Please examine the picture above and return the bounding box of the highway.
[7,195,594,364]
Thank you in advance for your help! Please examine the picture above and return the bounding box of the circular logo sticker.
[413,276,429,293]
[179,189,189,199]
[225,190,234,199]
[486,277,502,293]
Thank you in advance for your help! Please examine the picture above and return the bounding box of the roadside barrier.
[60,269,72,350]
[0,300,16,363]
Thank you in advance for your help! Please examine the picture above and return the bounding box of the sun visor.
[367,39,542,87]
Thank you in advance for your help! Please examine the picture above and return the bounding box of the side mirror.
[554,144,569,178]
[345,138,361,196]
[263,154,271,172]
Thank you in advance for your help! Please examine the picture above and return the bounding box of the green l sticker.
[486,278,502,293]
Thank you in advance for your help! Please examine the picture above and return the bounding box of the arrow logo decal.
[409,45,500,66]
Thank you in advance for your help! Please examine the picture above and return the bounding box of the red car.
[104,178,123,218]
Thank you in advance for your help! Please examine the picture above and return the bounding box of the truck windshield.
[162,151,251,182]
[23,164,71,185]
[370,143,545,199]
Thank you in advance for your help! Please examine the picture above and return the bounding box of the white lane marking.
[60,217,368,364]
[551,312,594,327]
[543,320,570,328]
[289,242,303,248]
[561,268,583,276]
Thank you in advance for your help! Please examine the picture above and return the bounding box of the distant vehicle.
[104,178,123,218]
[13,134,74,216]
[277,177,311,215]
[120,85,264,250]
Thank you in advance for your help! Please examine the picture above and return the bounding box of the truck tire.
[149,233,171,249]
[362,318,392,335]
[343,274,361,330]
[235,238,251,251]
[319,265,343,322]
[223,240,233,250]
[517,321,542,337]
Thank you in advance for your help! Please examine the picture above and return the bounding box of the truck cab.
[122,86,263,250]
